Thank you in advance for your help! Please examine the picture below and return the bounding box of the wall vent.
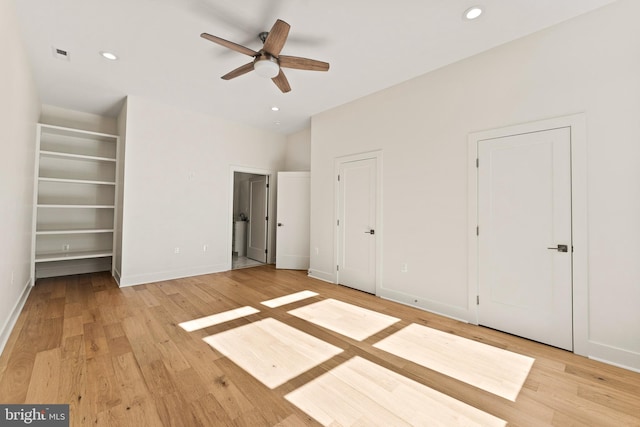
[51,46,70,61]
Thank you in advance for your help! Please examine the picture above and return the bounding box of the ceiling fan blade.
[263,19,290,56]
[201,33,258,57]
[279,55,330,72]
[221,62,255,80]
[272,70,291,93]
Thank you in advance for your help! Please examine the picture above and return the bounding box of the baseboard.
[0,278,33,357]
[588,340,640,373]
[119,263,228,287]
[113,266,121,286]
[308,269,335,283]
[378,288,470,324]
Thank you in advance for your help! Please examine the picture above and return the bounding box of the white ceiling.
[14,0,616,134]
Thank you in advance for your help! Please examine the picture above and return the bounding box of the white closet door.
[478,127,573,350]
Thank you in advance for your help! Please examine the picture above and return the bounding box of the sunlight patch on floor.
[261,290,319,308]
[373,323,534,401]
[285,356,506,427]
[288,298,400,341]
[178,306,260,332]
[203,318,343,389]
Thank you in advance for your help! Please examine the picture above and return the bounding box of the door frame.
[228,166,276,270]
[334,151,383,294]
[467,113,588,356]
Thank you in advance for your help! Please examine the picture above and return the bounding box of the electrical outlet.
[401,262,409,273]
[174,247,180,254]
[203,244,208,252]
[315,247,320,255]
[63,244,70,251]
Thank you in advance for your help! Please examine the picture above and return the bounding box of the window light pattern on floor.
[288,298,400,341]
[373,323,535,401]
[285,356,506,427]
[178,306,260,332]
[203,317,343,389]
[261,290,319,308]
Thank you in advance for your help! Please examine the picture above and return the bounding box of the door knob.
[364,229,375,235]
[277,223,283,227]
[547,244,568,252]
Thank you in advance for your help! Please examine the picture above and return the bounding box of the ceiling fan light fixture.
[254,56,280,78]
[464,6,483,20]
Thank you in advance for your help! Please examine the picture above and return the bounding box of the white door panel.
[478,127,572,350]
[337,158,377,294]
[247,177,268,262]
[276,172,310,270]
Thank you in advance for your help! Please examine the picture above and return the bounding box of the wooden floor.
[0,266,638,426]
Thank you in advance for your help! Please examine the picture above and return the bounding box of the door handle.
[277,223,283,227]
[547,244,568,252]
[364,229,375,235]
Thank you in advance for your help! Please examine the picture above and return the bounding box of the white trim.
[118,263,228,287]
[379,294,470,324]
[308,269,335,283]
[0,278,32,356]
[467,113,588,356]
[113,266,122,286]
[228,165,277,270]
[334,150,383,294]
[588,343,640,373]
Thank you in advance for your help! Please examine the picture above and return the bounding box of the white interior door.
[276,172,310,270]
[247,176,268,262]
[478,127,573,350]
[337,157,377,294]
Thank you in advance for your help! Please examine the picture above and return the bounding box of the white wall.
[310,0,640,370]
[0,0,40,353]
[119,96,287,286]
[40,104,118,135]
[285,128,311,171]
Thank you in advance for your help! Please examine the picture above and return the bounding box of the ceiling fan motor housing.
[254,53,280,78]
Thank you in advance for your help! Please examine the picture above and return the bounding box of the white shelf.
[40,150,116,163]
[37,204,115,209]
[39,177,116,186]
[36,228,114,235]
[35,250,113,263]
[33,124,120,279]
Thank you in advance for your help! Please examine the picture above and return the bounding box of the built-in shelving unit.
[31,124,120,280]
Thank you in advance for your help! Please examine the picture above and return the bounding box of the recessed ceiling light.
[464,6,483,20]
[271,106,280,112]
[100,51,118,61]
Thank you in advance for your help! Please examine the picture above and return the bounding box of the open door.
[247,176,268,262]
[276,172,310,270]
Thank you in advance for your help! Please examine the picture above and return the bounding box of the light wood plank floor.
[0,266,638,426]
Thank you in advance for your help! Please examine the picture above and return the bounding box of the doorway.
[232,171,270,270]
[477,127,572,350]
[468,114,589,356]
[335,151,382,294]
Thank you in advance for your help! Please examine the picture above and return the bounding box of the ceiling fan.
[201,19,329,93]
